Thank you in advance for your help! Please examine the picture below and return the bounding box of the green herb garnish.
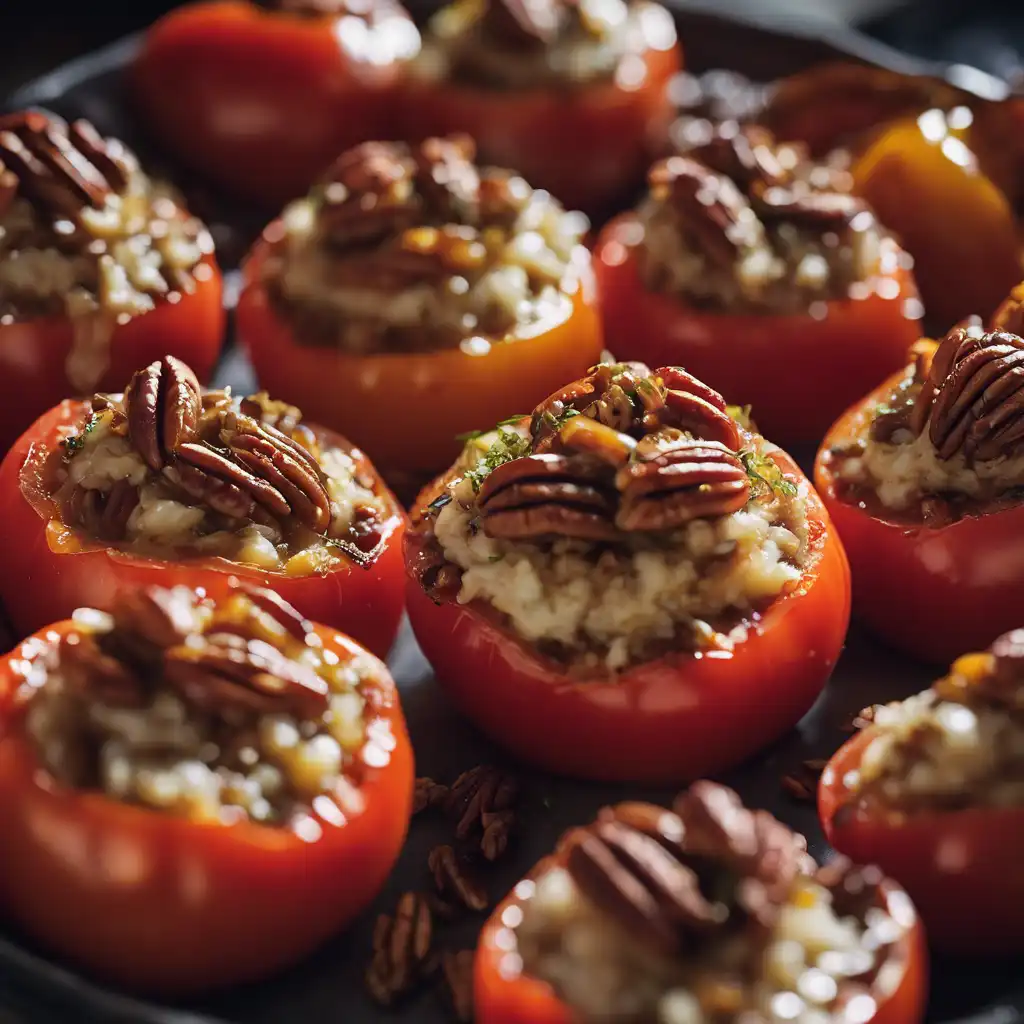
[465,427,532,492]
[455,414,529,444]
[60,413,98,456]
[740,449,799,499]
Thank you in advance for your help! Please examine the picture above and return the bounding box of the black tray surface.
[3,8,1023,1023]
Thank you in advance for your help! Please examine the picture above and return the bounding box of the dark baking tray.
[4,5,1023,1022]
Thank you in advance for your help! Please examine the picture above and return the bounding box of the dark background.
[3,0,1024,99]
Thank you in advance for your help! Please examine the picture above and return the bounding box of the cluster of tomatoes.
[0,2,1022,1019]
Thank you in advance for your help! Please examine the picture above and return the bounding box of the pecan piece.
[164,634,329,718]
[439,950,476,1023]
[428,844,489,912]
[172,442,290,519]
[58,630,146,707]
[234,585,313,642]
[659,366,742,449]
[68,479,139,542]
[686,124,792,192]
[413,776,450,814]
[224,415,332,533]
[365,892,436,1006]
[556,416,637,466]
[413,135,480,223]
[914,328,1024,461]
[477,452,618,541]
[615,439,750,532]
[124,355,202,471]
[109,587,203,649]
[239,391,304,436]
[648,156,762,269]
[444,764,519,841]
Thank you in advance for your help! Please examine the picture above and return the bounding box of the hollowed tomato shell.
[815,369,1024,665]
[474,852,927,1024]
[820,728,1024,956]
[0,620,413,996]
[405,447,851,783]
[0,254,223,454]
[0,399,407,660]
[594,217,922,446]
[236,230,604,482]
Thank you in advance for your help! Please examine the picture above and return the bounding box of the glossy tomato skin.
[821,729,1024,956]
[594,216,922,445]
[815,371,1024,665]
[237,231,604,482]
[0,620,413,996]
[0,255,223,454]
[402,14,681,215]
[134,2,419,208]
[0,400,407,660]
[405,450,851,784]
[474,854,927,1024]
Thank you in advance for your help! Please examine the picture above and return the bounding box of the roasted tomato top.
[403,0,681,213]
[238,135,603,481]
[405,360,850,782]
[594,123,921,443]
[0,111,223,448]
[815,311,1024,662]
[0,356,406,656]
[476,781,926,1024]
[134,0,422,207]
[820,632,1024,955]
[0,582,413,994]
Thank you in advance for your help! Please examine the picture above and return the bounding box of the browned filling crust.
[410,361,807,670]
[850,631,1024,814]
[0,112,212,389]
[418,0,672,91]
[21,585,385,825]
[510,782,903,1023]
[827,319,1024,523]
[263,135,586,354]
[637,125,884,316]
[47,356,389,573]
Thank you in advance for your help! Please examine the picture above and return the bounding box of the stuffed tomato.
[406,360,850,783]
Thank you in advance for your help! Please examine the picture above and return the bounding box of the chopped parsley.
[456,414,529,444]
[464,427,532,492]
[740,449,799,499]
[59,413,98,456]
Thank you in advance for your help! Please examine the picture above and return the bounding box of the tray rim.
[2,8,1023,1024]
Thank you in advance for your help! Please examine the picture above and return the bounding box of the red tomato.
[401,12,681,214]
[475,853,927,1024]
[820,728,1024,956]
[0,254,223,455]
[0,618,413,996]
[237,230,605,484]
[134,1,420,208]
[404,448,850,783]
[0,400,407,660]
[815,370,1024,665]
[594,216,922,445]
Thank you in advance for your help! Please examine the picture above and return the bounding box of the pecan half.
[686,124,793,193]
[109,587,204,649]
[164,634,330,718]
[124,356,202,471]
[660,366,743,450]
[440,950,476,1023]
[365,892,436,1006]
[443,764,519,841]
[235,585,313,642]
[428,844,489,912]
[615,439,750,531]
[912,327,1024,461]
[0,112,128,221]
[170,444,280,519]
[648,156,762,269]
[477,452,618,541]
[223,414,332,533]
[58,630,146,707]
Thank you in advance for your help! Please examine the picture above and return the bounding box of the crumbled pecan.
[0,111,130,221]
[428,844,489,912]
[124,356,202,471]
[911,327,1024,461]
[67,479,139,542]
[648,156,761,270]
[365,892,437,1006]
[477,453,618,542]
[615,438,750,531]
[164,634,330,718]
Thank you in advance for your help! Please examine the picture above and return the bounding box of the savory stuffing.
[413,362,809,671]
[414,0,677,90]
[0,111,213,391]
[829,323,1024,517]
[636,124,887,315]
[262,135,588,353]
[852,631,1024,812]
[505,783,906,1024]
[18,586,391,826]
[48,356,389,574]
